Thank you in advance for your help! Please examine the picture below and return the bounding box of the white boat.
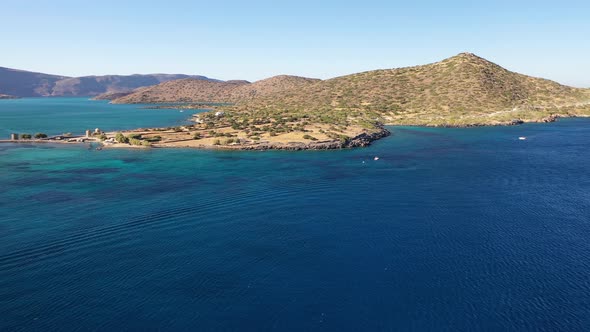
[374,156,379,161]
[518,137,527,140]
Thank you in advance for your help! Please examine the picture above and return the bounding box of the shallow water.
[0,97,201,138]
[1,99,590,331]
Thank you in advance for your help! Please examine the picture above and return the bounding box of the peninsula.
[4,53,590,150]
[99,53,590,150]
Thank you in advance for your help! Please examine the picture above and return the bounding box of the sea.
[1,98,589,331]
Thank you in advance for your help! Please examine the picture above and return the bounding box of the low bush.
[115,132,129,143]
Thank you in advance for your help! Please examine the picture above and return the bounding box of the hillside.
[110,75,320,104]
[0,67,67,97]
[111,79,250,103]
[110,53,590,127]
[0,66,218,97]
[230,53,590,126]
[50,74,217,96]
[99,53,590,150]
[0,93,18,99]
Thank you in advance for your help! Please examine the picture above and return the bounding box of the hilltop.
[0,66,219,97]
[229,53,590,126]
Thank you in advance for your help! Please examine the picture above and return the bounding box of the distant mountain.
[0,67,68,97]
[50,74,218,97]
[110,75,320,104]
[0,67,219,97]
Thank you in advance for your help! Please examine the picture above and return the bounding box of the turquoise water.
[0,97,201,138]
[1,99,590,331]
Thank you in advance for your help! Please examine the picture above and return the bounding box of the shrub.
[21,134,32,139]
[128,133,142,140]
[115,132,129,143]
[213,139,221,145]
[193,133,202,140]
[303,134,317,141]
[128,138,143,146]
[141,141,151,147]
[34,133,48,139]
[98,134,107,141]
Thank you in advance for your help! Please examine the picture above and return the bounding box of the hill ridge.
[0,66,219,97]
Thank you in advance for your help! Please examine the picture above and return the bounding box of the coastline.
[4,114,590,151]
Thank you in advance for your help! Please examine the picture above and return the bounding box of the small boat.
[518,137,527,140]
[374,156,379,161]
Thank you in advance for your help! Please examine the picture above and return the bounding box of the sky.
[1,0,589,87]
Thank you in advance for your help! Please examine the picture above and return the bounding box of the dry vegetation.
[111,75,320,104]
[228,53,590,127]
[103,53,590,149]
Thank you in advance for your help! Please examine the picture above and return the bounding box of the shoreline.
[3,115,588,151]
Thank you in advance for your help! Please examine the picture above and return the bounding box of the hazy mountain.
[0,67,68,97]
[0,67,219,97]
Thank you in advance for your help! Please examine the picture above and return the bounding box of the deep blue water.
[1,99,590,331]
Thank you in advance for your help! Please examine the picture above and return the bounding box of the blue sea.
[1,98,590,331]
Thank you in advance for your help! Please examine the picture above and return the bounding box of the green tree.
[115,132,129,143]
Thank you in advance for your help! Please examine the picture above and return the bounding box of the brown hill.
[230,53,590,126]
[111,79,250,103]
[110,75,320,104]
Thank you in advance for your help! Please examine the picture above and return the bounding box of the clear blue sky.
[1,0,588,86]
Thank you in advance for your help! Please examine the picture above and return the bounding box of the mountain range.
[0,66,218,97]
[2,53,589,127]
